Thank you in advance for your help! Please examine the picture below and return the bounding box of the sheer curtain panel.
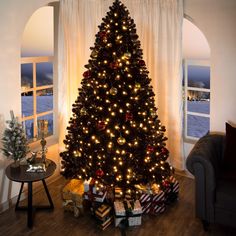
[58,0,184,170]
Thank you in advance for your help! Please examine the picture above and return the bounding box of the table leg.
[27,182,33,228]
[42,179,54,209]
[15,182,24,211]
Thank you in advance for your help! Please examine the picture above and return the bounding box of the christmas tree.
[60,0,173,196]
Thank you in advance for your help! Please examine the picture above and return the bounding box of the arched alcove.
[182,17,211,161]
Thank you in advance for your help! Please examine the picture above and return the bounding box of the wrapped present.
[115,187,123,200]
[62,179,84,206]
[114,200,142,227]
[95,204,113,230]
[84,190,107,202]
[62,199,84,217]
[136,183,166,215]
[165,176,179,204]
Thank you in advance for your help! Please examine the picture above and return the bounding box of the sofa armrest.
[186,134,225,222]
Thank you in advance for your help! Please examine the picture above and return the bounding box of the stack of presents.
[61,176,179,230]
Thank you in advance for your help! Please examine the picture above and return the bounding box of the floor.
[0,175,236,236]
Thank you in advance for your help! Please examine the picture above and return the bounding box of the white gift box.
[114,200,142,227]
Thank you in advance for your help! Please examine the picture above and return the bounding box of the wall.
[182,0,236,166]
[184,0,236,132]
[0,0,59,211]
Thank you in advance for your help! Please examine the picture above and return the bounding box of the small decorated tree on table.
[1,110,29,168]
[60,0,174,198]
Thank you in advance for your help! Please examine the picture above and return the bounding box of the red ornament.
[99,31,107,38]
[83,70,91,78]
[97,121,106,131]
[110,61,119,69]
[96,169,104,178]
[139,60,145,66]
[161,147,168,154]
[162,180,170,188]
[125,112,133,121]
[147,145,155,153]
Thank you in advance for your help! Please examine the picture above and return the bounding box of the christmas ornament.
[151,111,156,118]
[80,107,87,116]
[109,87,118,96]
[135,83,141,90]
[161,147,168,154]
[91,50,98,58]
[125,112,133,121]
[97,121,106,131]
[147,145,155,153]
[123,52,132,60]
[73,150,82,158]
[96,168,104,178]
[83,70,91,78]
[110,61,119,69]
[99,31,107,38]
[138,60,145,66]
[117,136,126,145]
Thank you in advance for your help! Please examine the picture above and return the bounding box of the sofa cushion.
[215,177,236,211]
[223,123,236,169]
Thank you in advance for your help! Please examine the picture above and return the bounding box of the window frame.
[183,59,211,142]
[21,56,57,144]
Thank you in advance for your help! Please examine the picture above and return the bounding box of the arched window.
[21,5,57,142]
[182,18,211,141]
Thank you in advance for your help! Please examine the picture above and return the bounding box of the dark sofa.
[186,134,236,229]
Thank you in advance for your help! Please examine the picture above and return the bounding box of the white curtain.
[58,0,184,170]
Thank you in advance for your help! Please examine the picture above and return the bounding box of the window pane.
[37,113,53,137]
[21,63,33,90]
[187,91,210,114]
[24,119,34,140]
[21,93,33,117]
[187,114,209,138]
[36,62,53,87]
[36,88,53,113]
[187,65,210,89]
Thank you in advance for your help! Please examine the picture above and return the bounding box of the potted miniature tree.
[1,111,29,170]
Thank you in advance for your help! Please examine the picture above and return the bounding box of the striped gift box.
[165,176,179,204]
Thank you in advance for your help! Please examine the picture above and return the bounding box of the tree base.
[10,161,21,174]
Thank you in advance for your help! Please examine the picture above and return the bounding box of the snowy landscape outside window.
[21,56,54,141]
[183,60,210,140]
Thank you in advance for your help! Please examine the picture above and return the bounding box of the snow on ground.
[21,97,210,139]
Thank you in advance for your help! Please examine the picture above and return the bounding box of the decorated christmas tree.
[60,0,174,196]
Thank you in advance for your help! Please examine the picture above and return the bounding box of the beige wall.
[0,0,59,209]
[184,0,236,131]
[183,0,236,165]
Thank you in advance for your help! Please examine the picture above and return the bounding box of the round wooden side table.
[5,159,56,228]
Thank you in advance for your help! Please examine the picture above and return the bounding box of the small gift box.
[114,200,142,227]
[114,187,123,200]
[95,204,113,230]
[61,179,84,217]
[84,178,107,202]
[62,179,84,205]
[165,176,179,204]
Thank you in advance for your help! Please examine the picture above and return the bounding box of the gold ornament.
[151,112,156,118]
[80,107,87,116]
[109,87,118,96]
[73,150,82,158]
[117,136,126,145]
[91,50,98,58]
[123,52,132,60]
[135,83,141,90]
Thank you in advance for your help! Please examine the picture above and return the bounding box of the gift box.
[84,190,107,202]
[114,200,142,227]
[95,204,113,230]
[84,178,107,202]
[165,176,179,204]
[114,187,123,200]
[61,179,85,217]
[136,183,166,215]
